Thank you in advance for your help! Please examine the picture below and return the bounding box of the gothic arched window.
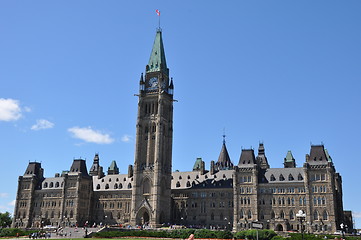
[323,210,328,220]
[313,210,319,220]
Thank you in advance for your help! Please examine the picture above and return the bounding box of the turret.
[284,150,296,168]
[257,143,270,169]
[89,153,104,177]
[108,160,119,175]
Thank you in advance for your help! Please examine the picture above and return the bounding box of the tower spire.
[146,30,168,75]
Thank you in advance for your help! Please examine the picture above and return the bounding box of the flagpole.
[156,9,161,30]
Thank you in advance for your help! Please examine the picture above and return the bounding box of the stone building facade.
[12,29,350,234]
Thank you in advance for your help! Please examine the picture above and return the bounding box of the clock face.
[149,77,158,88]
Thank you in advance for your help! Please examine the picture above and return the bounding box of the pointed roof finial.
[222,128,226,145]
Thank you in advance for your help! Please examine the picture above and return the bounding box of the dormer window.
[279,174,285,181]
[298,173,303,181]
[176,181,181,188]
[288,174,294,181]
[270,174,276,181]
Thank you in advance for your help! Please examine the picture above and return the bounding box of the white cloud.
[31,119,54,130]
[0,193,9,198]
[121,134,132,143]
[68,126,114,144]
[8,200,16,207]
[0,98,22,121]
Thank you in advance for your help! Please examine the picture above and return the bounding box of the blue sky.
[1,1,361,228]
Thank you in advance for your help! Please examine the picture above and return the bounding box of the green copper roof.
[285,151,295,162]
[325,149,333,162]
[109,160,118,171]
[147,30,168,74]
[193,158,203,171]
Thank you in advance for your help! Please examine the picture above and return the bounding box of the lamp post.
[296,210,306,240]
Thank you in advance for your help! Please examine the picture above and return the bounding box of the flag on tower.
[156,9,160,16]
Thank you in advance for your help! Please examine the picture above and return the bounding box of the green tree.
[0,212,12,228]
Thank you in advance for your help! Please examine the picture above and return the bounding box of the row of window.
[100,177,130,183]
[312,185,327,193]
[240,187,253,194]
[260,187,305,194]
[313,196,327,206]
[43,182,63,188]
[95,201,125,209]
[34,201,61,208]
[239,176,252,183]
[191,192,232,198]
[311,174,326,181]
[270,173,303,182]
[18,201,27,208]
[96,183,132,190]
[238,209,329,221]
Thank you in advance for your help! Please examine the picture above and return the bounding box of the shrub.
[234,229,277,240]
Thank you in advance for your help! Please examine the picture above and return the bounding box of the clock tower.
[130,29,174,227]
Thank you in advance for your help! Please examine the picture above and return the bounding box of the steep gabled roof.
[308,145,331,166]
[238,149,257,167]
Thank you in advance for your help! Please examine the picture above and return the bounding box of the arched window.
[271,210,275,219]
[143,178,151,194]
[43,182,48,188]
[280,210,285,219]
[96,184,100,190]
[55,182,59,187]
[114,183,118,189]
[70,210,74,218]
[313,210,319,220]
[240,209,244,219]
[127,183,132,189]
[49,182,54,188]
[303,197,306,206]
[51,211,54,218]
[289,210,294,220]
[318,197,322,205]
[323,210,328,220]
[176,181,180,188]
[260,211,265,220]
[119,183,123,189]
[105,184,109,189]
[247,210,252,219]
[186,181,191,187]
[287,197,291,205]
[322,197,326,205]
[291,197,295,206]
